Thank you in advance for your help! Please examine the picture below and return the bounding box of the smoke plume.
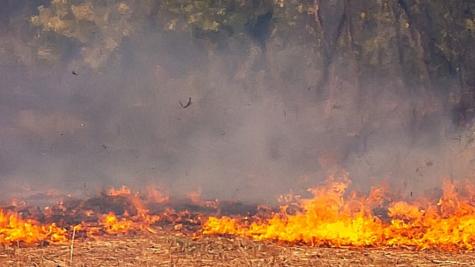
[0,1,474,202]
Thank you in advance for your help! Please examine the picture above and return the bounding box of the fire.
[3,178,475,251]
[0,209,67,245]
[0,185,170,246]
[187,189,219,209]
[100,212,134,234]
[203,177,475,250]
[105,186,161,225]
[107,185,132,197]
[146,186,170,204]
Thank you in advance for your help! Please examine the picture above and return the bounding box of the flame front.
[3,180,475,250]
[0,209,67,246]
[203,178,475,250]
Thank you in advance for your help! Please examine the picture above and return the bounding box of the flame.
[100,212,134,234]
[0,185,170,246]
[187,190,202,204]
[106,186,161,225]
[187,189,219,209]
[3,177,475,251]
[0,209,67,245]
[107,185,132,196]
[203,177,475,250]
[146,186,170,204]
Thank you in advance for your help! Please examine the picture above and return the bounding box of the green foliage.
[21,0,475,93]
[159,0,274,33]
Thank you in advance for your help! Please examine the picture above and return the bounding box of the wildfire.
[146,186,170,204]
[3,179,475,251]
[107,185,133,197]
[0,209,67,246]
[203,176,475,250]
[100,212,134,234]
[0,185,167,246]
[187,189,219,209]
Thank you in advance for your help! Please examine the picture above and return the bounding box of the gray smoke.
[0,1,473,202]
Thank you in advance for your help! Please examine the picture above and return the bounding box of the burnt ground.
[1,231,475,266]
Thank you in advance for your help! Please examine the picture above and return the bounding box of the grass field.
[1,231,475,266]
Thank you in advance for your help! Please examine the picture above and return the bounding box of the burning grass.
[2,175,475,265]
[204,176,475,250]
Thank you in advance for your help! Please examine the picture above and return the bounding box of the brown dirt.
[1,231,475,266]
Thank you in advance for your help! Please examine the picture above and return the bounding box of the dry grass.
[1,231,475,266]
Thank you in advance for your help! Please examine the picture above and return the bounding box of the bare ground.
[1,231,475,266]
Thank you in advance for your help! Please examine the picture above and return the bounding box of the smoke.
[0,1,473,202]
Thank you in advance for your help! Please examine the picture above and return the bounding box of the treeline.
[2,0,474,124]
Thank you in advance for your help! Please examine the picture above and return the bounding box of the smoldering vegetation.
[0,1,474,202]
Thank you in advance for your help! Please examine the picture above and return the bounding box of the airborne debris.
[179,97,192,109]
[72,71,78,76]
[332,104,342,109]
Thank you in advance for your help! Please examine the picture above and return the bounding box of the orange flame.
[107,185,132,197]
[0,209,67,245]
[187,189,219,209]
[146,186,170,204]
[4,178,475,251]
[100,212,134,235]
[203,177,475,250]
